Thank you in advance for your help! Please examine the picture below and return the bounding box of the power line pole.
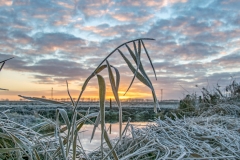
[51,87,53,100]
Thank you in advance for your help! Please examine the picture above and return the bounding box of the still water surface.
[77,122,151,152]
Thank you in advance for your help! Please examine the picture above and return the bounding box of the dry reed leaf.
[90,112,100,142]
[66,80,75,106]
[97,74,106,159]
[118,49,151,89]
[123,41,142,96]
[18,95,70,106]
[106,60,122,139]
[141,40,157,80]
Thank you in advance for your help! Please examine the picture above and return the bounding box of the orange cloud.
[0,0,13,6]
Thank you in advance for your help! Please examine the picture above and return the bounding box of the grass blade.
[56,112,67,159]
[73,122,85,160]
[34,149,41,160]
[0,148,20,153]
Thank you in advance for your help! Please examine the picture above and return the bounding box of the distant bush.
[179,80,240,115]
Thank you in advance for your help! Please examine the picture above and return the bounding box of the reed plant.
[1,38,159,159]
[1,40,240,159]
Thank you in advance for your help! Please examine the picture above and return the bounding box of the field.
[0,101,178,125]
[1,98,240,159]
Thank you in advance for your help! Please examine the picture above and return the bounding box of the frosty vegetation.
[1,39,240,159]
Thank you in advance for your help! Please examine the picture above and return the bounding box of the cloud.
[211,52,240,69]
[33,32,86,52]
[1,0,240,99]
[0,0,13,6]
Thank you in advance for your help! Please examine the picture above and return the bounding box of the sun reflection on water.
[78,122,152,152]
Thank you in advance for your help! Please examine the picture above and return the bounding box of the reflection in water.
[78,122,151,152]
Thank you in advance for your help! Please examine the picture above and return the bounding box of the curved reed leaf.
[94,38,155,73]
[141,39,157,80]
[103,130,119,160]
[125,44,137,62]
[125,44,152,86]
[106,60,122,140]
[0,57,13,90]
[106,61,120,106]
[75,65,107,108]
[57,109,70,131]
[123,40,142,96]
[118,49,152,89]
[56,110,68,159]
[0,88,8,90]
[111,65,120,91]
[0,62,5,72]
[8,132,32,159]
[0,57,14,64]
[69,65,109,154]
[152,91,159,113]
[66,80,75,106]
[18,95,70,106]
[0,57,14,71]
[97,74,106,159]
[75,112,99,126]
[73,122,85,160]
[58,132,66,159]
[138,39,141,56]
[90,112,100,142]
[118,49,159,112]
[102,117,131,160]
[81,65,107,93]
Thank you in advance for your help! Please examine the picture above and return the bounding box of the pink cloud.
[0,0,13,6]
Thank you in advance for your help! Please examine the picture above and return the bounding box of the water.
[77,122,151,152]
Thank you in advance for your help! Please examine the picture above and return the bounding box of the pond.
[76,121,152,152]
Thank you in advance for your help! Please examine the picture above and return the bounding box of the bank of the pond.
[0,101,178,122]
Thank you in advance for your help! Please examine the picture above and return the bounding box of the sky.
[0,0,240,101]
